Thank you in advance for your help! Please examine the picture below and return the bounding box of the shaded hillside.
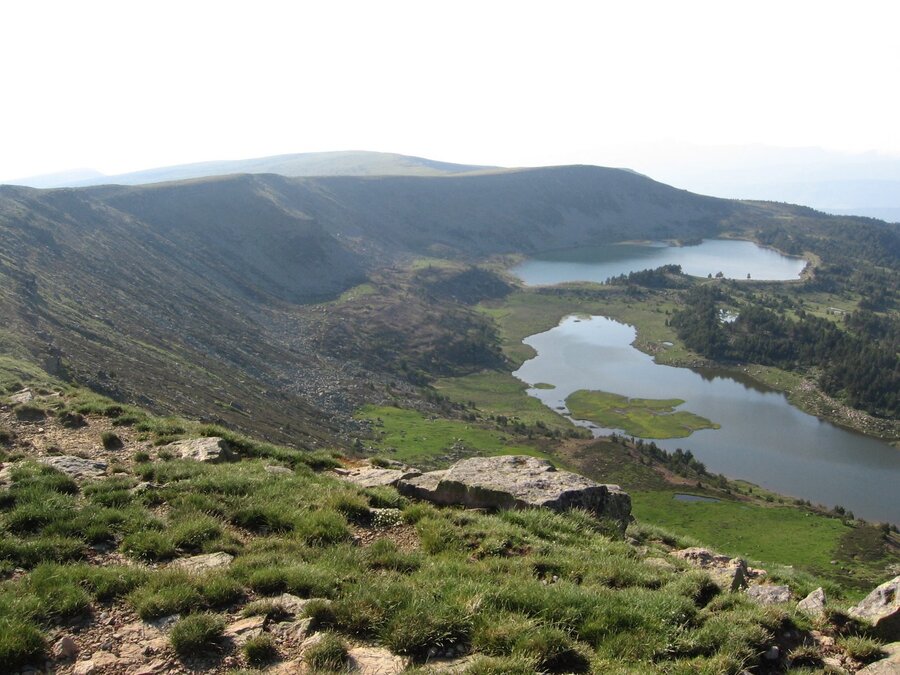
[1,165,894,447]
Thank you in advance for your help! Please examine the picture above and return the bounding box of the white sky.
[1,0,899,181]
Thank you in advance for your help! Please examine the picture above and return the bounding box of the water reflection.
[513,315,900,524]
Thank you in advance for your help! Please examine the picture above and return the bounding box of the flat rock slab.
[163,437,232,463]
[747,584,792,605]
[338,466,422,488]
[850,575,900,641]
[39,455,107,480]
[9,389,34,404]
[398,456,631,532]
[170,551,234,572]
[224,615,265,645]
[348,646,410,675]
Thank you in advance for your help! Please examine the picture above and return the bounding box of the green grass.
[357,405,553,467]
[630,491,896,596]
[433,371,573,431]
[0,384,890,672]
[566,390,719,439]
[303,632,350,671]
[169,613,225,657]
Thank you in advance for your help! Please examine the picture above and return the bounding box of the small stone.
[52,635,78,660]
[73,662,97,675]
[763,645,780,661]
[265,464,293,475]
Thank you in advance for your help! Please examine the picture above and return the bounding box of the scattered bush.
[57,411,87,429]
[169,613,225,657]
[133,451,151,463]
[101,432,123,450]
[14,404,46,422]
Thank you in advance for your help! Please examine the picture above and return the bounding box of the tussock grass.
[170,613,225,657]
[303,632,350,671]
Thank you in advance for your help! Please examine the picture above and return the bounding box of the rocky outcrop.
[39,455,107,481]
[397,456,631,532]
[670,547,750,592]
[850,575,900,640]
[337,464,422,488]
[163,437,232,463]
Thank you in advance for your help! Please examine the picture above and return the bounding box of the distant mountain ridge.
[3,151,498,188]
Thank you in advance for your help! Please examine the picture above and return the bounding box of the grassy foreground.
[565,390,719,439]
[2,384,889,673]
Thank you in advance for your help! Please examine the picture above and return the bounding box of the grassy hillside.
[1,381,893,674]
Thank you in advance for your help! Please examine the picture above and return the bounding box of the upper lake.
[513,316,900,524]
[512,239,807,285]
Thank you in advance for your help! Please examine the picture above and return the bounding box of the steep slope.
[1,165,894,449]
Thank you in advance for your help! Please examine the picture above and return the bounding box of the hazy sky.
[2,0,899,181]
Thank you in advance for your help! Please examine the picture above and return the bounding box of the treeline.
[671,287,899,418]
[606,264,687,288]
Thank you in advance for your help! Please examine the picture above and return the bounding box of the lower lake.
[512,239,807,285]
[513,315,900,524]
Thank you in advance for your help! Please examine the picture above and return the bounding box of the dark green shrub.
[169,613,225,657]
[101,431,123,450]
[133,451,151,463]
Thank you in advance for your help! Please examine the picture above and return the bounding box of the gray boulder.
[39,455,107,481]
[797,587,827,617]
[747,584,792,605]
[164,437,232,463]
[397,456,631,532]
[850,575,900,640]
